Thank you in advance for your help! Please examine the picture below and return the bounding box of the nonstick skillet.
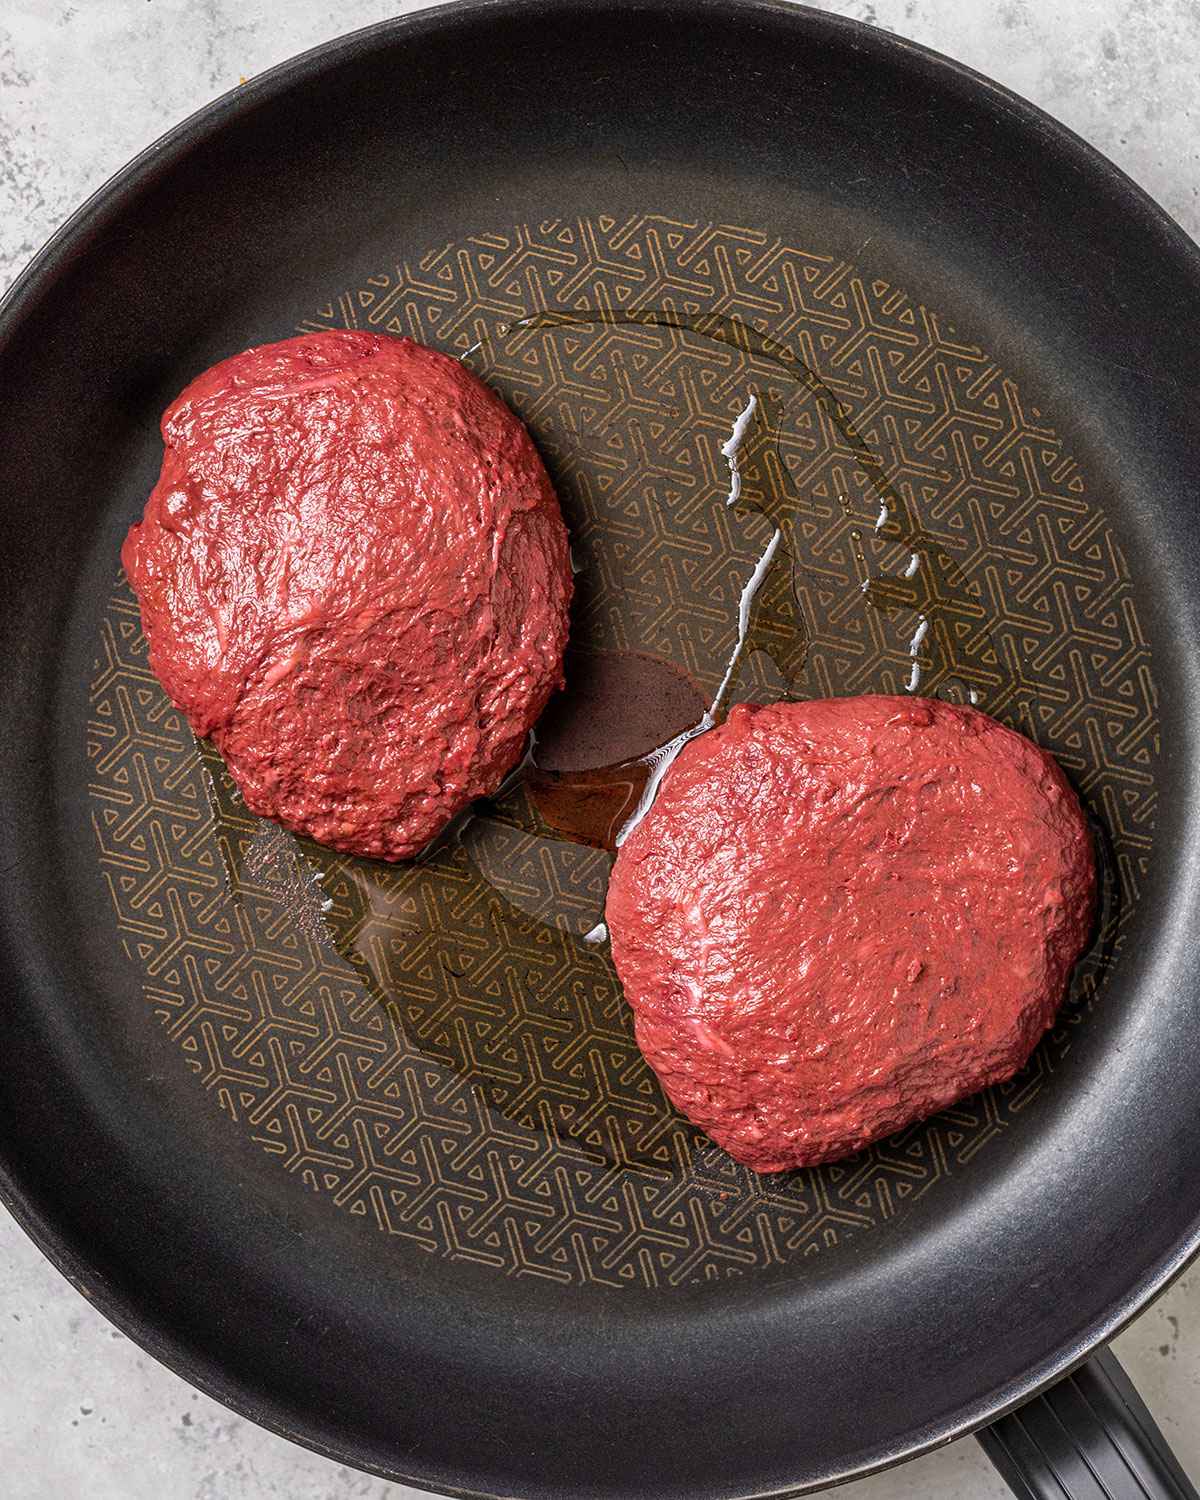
[2,2,1199,1496]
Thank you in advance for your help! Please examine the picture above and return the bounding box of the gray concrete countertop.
[2,2,1199,1496]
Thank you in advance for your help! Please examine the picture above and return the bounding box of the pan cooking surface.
[4,6,1200,1497]
[87,213,1155,1288]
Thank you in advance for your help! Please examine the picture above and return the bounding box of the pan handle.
[977,1347,1198,1499]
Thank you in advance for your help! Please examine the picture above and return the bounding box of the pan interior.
[86,213,1156,1289]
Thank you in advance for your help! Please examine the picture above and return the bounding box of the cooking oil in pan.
[196,306,1066,1171]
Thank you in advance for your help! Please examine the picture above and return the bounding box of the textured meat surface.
[122,330,572,860]
[605,696,1096,1171]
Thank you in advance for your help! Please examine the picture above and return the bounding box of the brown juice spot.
[527,649,707,850]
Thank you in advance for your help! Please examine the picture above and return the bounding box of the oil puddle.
[501,307,1014,710]
[195,305,1055,1171]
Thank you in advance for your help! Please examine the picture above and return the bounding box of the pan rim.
[3,1,1200,1494]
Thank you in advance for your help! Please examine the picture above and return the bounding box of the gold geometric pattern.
[88,216,1157,1287]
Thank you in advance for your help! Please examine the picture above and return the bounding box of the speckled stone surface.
[2,1,1199,1496]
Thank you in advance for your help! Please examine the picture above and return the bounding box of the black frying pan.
[1,3,1199,1497]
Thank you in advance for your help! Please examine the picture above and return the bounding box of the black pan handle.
[977,1347,1197,1499]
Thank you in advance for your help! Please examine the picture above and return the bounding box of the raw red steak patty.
[122,330,571,860]
[605,696,1095,1171]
